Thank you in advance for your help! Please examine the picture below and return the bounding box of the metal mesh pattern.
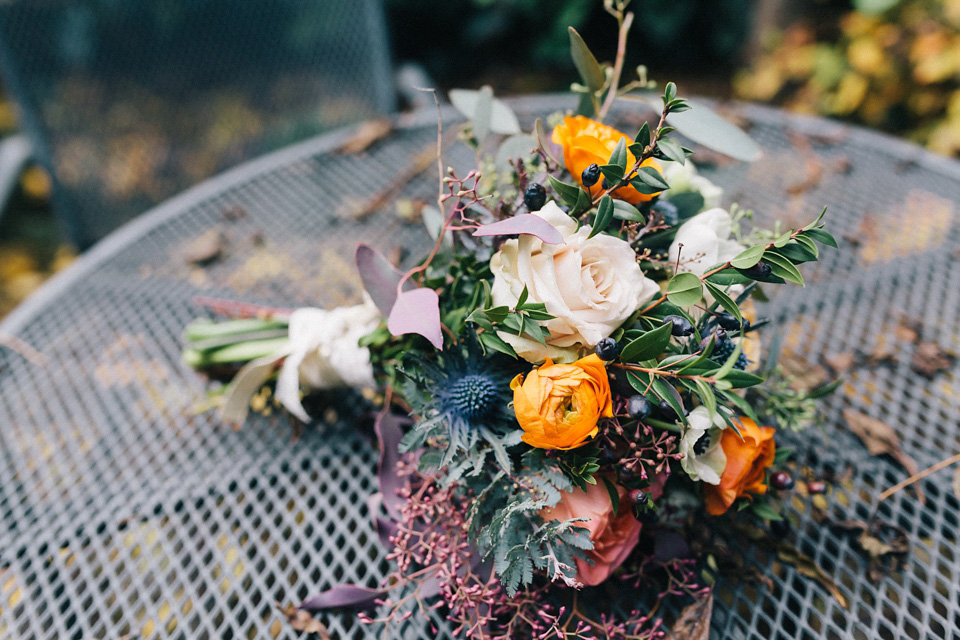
[1,97,959,639]
[0,0,395,248]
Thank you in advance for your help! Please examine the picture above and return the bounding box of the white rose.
[668,208,745,276]
[275,298,380,422]
[661,160,723,210]
[679,406,727,485]
[490,201,659,363]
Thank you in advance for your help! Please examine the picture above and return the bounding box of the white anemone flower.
[679,406,728,485]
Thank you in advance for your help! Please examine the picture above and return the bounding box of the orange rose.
[551,115,663,205]
[510,354,612,449]
[704,417,776,515]
[541,480,642,585]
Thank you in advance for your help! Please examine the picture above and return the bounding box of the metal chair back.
[0,0,395,248]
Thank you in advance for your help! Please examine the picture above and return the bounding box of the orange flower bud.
[551,115,663,205]
[704,417,776,515]
[510,353,613,450]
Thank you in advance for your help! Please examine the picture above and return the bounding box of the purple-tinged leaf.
[355,244,411,317]
[387,287,443,348]
[374,411,411,523]
[298,585,385,611]
[472,214,563,245]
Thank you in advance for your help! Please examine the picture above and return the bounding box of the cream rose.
[490,201,659,363]
[668,208,745,276]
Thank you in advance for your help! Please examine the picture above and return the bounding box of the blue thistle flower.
[401,334,521,471]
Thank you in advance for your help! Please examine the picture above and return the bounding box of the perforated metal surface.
[0,0,395,248]
[1,97,959,639]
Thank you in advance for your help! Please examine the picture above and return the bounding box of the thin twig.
[0,331,47,366]
[598,12,634,121]
[875,451,960,504]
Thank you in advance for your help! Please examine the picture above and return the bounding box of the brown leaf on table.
[867,333,897,365]
[775,544,847,608]
[335,118,393,155]
[780,348,831,392]
[895,318,921,344]
[842,409,923,502]
[669,592,713,640]
[279,604,331,639]
[184,229,225,266]
[823,351,856,375]
[910,342,955,379]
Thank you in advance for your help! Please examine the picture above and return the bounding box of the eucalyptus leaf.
[494,134,539,173]
[664,99,761,162]
[473,85,493,143]
[448,88,521,135]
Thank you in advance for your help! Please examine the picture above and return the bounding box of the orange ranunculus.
[704,417,776,516]
[551,115,663,205]
[510,353,612,450]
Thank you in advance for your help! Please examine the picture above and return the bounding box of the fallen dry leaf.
[279,604,331,639]
[776,544,847,608]
[336,118,393,155]
[867,333,897,365]
[842,409,923,501]
[910,342,954,379]
[184,229,225,266]
[669,592,713,640]
[895,318,921,344]
[823,352,855,375]
[954,465,960,501]
[780,349,831,392]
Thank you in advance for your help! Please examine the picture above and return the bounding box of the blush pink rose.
[541,480,643,586]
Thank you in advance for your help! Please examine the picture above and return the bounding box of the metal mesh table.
[1,96,958,639]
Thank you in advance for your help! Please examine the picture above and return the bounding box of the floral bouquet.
[182,2,840,637]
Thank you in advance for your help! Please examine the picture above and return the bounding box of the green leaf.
[479,331,518,358]
[611,200,644,222]
[794,235,820,258]
[589,196,614,239]
[664,99,761,162]
[721,369,764,389]
[663,81,677,104]
[620,322,673,362]
[548,175,581,206]
[802,207,827,231]
[773,447,795,465]
[763,251,805,286]
[694,378,717,419]
[654,139,687,164]
[667,192,706,220]
[601,476,621,517]
[635,122,651,147]
[853,0,900,14]
[630,178,662,195]
[516,285,529,308]
[730,245,765,269]
[573,187,593,215]
[608,138,628,171]
[774,230,794,248]
[651,378,685,425]
[705,269,752,286]
[576,90,595,118]
[703,280,742,324]
[633,166,669,190]
[804,228,839,248]
[599,164,625,182]
[533,118,559,165]
[625,370,652,395]
[750,501,783,521]
[775,242,817,263]
[666,272,703,307]
[719,389,759,423]
[568,27,605,92]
